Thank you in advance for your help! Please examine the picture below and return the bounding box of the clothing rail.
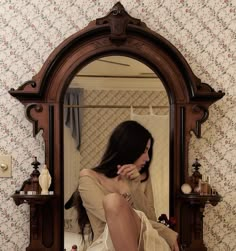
[64,105,169,108]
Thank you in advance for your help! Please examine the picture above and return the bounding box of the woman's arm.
[118,165,179,250]
[128,175,157,221]
[78,174,106,222]
[117,164,157,220]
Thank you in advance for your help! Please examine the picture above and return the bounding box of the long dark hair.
[69,120,154,240]
[93,120,153,181]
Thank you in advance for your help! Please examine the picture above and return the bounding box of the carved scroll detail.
[96,2,144,44]
[9,80,37,92]
[191,105,209,138]
[19,80,37,89]
[25,104,43,137]
[194,77,225,99]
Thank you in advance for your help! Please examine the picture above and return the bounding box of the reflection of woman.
[75,120,179,251]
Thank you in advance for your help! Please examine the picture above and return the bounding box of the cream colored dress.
[78,175,177,251]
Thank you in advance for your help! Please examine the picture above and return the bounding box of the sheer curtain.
[64,88,83,233]
[130,107,169,218]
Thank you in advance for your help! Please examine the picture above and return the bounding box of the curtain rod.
[64,105,169,109]
[75,74,157,79]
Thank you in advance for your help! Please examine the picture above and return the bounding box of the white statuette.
[39,164,51,195]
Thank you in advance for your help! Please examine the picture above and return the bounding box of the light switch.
[0,155,12,178]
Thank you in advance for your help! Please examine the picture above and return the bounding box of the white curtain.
[64,125,81,233]
[130,107,169,218]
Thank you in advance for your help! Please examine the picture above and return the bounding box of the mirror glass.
[63,56,169,249]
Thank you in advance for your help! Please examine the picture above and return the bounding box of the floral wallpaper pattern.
[0,0,235,250]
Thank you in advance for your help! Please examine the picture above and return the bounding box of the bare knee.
[103,193,141,249]
[103,193,128,216]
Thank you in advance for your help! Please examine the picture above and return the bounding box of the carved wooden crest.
[96,2,145,43]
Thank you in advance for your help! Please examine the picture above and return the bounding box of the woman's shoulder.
[79,168,94,177]
[79,169,101,184]
[79,169,108,194]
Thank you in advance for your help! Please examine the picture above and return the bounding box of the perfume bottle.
[200,175,208,195]
[194,179,201,194]
[206,175,211,194]
[211,185,217,195]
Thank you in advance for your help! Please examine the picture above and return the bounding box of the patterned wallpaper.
[0,0,235,250]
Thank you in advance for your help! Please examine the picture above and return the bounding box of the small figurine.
[71,244,77,251]
[39,164,51,195]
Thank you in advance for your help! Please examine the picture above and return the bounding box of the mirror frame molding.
[9,2,224,250]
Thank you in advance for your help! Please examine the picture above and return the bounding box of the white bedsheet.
[64,231,83,251]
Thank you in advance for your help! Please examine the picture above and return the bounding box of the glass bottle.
[200,175,208,195]
[206,175,211,194]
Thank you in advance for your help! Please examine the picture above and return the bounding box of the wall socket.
[0,155,12,178]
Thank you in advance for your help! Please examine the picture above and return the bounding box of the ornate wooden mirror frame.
[9,2,224,251]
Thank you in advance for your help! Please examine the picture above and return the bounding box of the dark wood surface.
[9,2,224,250]
[12,194,56,205]
[177,193,222,250]
[177,193,222,205]
[12,194,56,251]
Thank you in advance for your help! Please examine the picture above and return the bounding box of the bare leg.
[103,193,141,251]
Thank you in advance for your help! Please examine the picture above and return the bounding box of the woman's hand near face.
[117,164,140,180]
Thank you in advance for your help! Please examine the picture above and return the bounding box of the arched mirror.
[9,2,224,251]
[63,56,170,248]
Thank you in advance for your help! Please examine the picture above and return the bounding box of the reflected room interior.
[9,3,225,249]
[63,56,170,249]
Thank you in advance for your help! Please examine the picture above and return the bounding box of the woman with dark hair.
[73,120,179,251]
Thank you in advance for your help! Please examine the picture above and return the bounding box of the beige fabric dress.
[78,174,177,251]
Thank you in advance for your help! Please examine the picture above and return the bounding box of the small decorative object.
[190,158,202,192]
[181,183,192,194]
[194,179,201,193]
[15,156,41,194]
[27,191,36,195]
[211,186,217,195]
[200,175,208,195]
[158,214,176,228]
[71,245,77,251]
[206,175,212,194]
[39,164,51,195]
[31,156,41,194]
